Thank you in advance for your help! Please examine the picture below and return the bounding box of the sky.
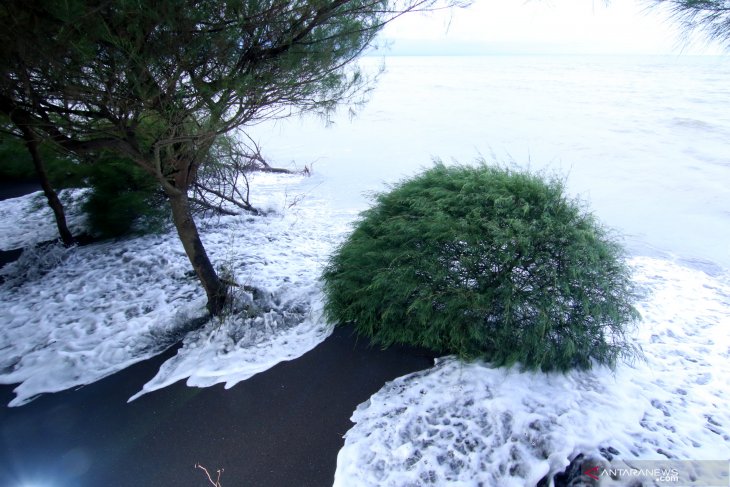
[377,0,726,55]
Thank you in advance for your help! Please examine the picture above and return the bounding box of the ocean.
[1,54,729,486]
[249,54,730,273]
[245,57,730,483]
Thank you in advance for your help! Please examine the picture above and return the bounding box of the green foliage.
[0,0,460,315]
[0,0,423,155]
[82,154,168,238]
[322,162,641,372]
[652,0,730,47]
[0,132,84,188]
[0,129,166,238]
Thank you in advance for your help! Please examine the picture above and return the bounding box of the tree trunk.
[19,126,75,247]
[168,189,228,315]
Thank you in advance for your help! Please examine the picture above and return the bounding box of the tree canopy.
[0,0,459,314]
[652,0,730,47]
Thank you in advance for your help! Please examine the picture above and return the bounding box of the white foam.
[0,173,350,406]
[0,234,207,406]
[334,257,730,486]
[129,295,331,400]
[0,189,89,250]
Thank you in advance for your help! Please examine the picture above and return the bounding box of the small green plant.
[81,153,168,238]
[0,130,85,187]
[322,162,640,371]
[1,128,167,239]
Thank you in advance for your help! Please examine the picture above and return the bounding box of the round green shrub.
[322,162,640,371]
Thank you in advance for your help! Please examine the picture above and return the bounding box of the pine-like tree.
[652,0,730,46]
[0,0,458,314]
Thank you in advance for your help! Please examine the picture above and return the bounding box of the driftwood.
[195,463,223,487]
[191,132,302,217]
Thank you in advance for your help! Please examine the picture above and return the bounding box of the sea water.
[248,54,730,272]
[1,54,729,485]
[246,55,730,485]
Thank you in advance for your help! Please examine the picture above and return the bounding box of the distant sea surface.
[248,55,730,272]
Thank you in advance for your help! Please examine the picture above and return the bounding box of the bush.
[1,126,165,238]
[322,162,640,371]
[82,154,168,238]
[0,131,85,187]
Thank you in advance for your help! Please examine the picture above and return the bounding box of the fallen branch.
[189,196,239,216]
[191,131,310,218]
[193,181,259,214]
[195,462,224,487]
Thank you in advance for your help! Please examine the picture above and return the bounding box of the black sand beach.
[0,328,433,487]
[0,183,435,486]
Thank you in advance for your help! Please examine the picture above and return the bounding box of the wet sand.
[0,327,433,486]
[0,181,434,486]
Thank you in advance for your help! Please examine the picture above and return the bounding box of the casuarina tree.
[0,0,460,314]
[651,0,730,47]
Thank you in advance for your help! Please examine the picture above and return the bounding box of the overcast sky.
[378,0,725,55]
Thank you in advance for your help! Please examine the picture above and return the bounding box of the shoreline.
[0,326,435,486]
[0,181,435,486]
[0,180,41,269]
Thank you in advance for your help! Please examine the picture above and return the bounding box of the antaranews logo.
[584,465,680,483]
[583,465,600,481]
[581,459,728,486]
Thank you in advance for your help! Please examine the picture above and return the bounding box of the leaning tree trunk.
[18,125,75,247]
[167,188,228,315]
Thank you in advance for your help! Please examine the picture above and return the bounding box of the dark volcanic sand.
[0,327,433,487]
[0,182,435,486]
